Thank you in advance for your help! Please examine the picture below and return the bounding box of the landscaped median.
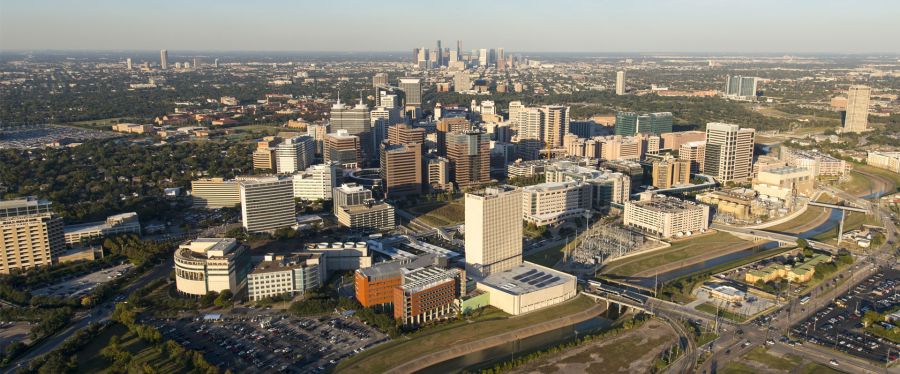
[334,295,601,374]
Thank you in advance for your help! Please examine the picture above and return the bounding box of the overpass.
[630,174,718,199]
[583,280,654,314]
[807,201,871,246]
[710,223,837,251]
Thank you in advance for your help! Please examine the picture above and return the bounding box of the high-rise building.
[160,49,168,70]
[508,101,525,129]
[724,75,758,100]
[615,71,625,95]
[324,130,361,168]
[399,78,422,107]
[373,72,389,87]
[516,107,545,160]
[651,157,692,189]
[239,177,296,233]
[191,178,241,208]
[333,184,373,215]
[0,197,65,274]
[427,156,452,192]
[436,117,471,156]
[435,40,443,66]
[624,194,710,239]
[275,136,315,174]
[464,186,523,278]
[376,89,399,109]
[704,122,755,183]
[126,58,132,70]
[497,48,505,70]
[521,180,592,227]
[381,143,423,199]
[479,49,488,66]
[253,137,278,171]
[292,164,337,201]
[330,98,372,160]
[614,112,673,136]
[453,72,471,92]
[679,141,707,173]
[540,105,570,148]
[174,238,250,297]
[843,85,871,133]
[446,130,491,189]
[386,123,425,146]
[371,107,401,151]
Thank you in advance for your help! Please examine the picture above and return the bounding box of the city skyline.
[2,0,900,53]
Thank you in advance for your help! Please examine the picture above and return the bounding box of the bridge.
[807,201,871,246]
[583,280,655,314]
[630,174,718,199]
[710,223,837,251]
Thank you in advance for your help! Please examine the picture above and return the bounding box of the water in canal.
[416,316,613,374]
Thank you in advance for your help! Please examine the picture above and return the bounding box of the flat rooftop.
[480,262,575,296]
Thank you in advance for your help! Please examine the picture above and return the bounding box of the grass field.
[695,303,749,323]
[853,163,900,194]
[602,232,747,277]
[64,117,125,130]
[743,346,803,371]
[76,323,187,373]
[335,295,596,373]
[524,243,566,267]
[719,361,757,374]
[406,200,466,227]
[838,172,878,197]
[811,211,879,242]
[766,205,830,233]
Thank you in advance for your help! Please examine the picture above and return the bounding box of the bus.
[799,295,811,305]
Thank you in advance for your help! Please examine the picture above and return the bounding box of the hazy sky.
[2,0,898,53]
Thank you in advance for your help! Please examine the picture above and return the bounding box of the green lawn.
[743,346,803,371]
[602,232,747,277]
[524,243,566,267]
[798,363,844,374]
[64,117,125,130]
[406,200,466,227]
[838,172,877,197]
[76,323,188,373]
[766,205,830,233]
[335,295,597,373]
[695,303,749,323]
[719,361,757,374]
[853,163,900,194]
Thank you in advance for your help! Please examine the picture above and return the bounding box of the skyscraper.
[399,78,422,108]
[330,97,372,160]
[239,177,296,233]
[275,136,315,174]
[724,75,758,100]
[540,105,570,148]
[464,186,523,279]
[372,72,389,87]
[447,130,490,189]
[160,49,168,70]
[843,85,871,133]
[380,143,423,199]
[497,48,505,70]
[704,122,755,183]
[456,40,462,61]
[126,58,132,70]
[436,40,443,66]
[0,197,65,274]
[615,112,673,136]
[479,49,488,66]
[615,71,625,95]
[324,130,361,168]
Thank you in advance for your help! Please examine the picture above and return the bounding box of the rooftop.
[479,262,575,296]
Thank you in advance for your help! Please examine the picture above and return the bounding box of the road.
[5,259,174,372]
[710,223,836,251]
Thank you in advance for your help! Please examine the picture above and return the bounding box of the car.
[830,359,839,366]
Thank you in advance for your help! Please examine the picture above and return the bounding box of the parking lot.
[146,310,387,373]
[31,263,133,298]
[791,269,900,363]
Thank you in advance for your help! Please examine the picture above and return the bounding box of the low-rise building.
[782,148,850,179]
[191,178,241,208]
[752,166,814,200]
[355,254,448,308]
[476,262,577,316]
[867,151,900,174]
[624,194,710,239]
[305,241,373,272]
[174,238,251,297]
[521,181,592,226]
[63,212,141,245]
[246,253,323,301]
[336,200,396,232]
[744,254,831,284]
[393,267,463,326]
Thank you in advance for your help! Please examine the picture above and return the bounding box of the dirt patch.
[507,319,677,374]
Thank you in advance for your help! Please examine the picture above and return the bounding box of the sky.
[1,0,898,53]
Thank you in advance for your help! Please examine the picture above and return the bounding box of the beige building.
[253,137,279,171]
[427,156,452,192]
[867,152,900,174]
[843,85,870,133]
[246,253,323,301]
[64,212,141,245]
[697,190,756,221]
[333,183,373,214]
[174,238,250,297]
[476,262,577,316]
[465,186,523,279]
[521,181,592,226]
[336,201,396,232]
[678,141,706,173]
[0,197,65,274]
[624,194,710,239]
[191,178,241,208]
[651,157,691,189]
[380,143,423,199]
[305,241,373,272]
[704,122,755,183]
[324,130,361,168]
[112,123,154,134]
[292,164,337,201]
[240,177,296,233]
[662,131,706,150]
[782,148,849,179]
[752,166,814,200]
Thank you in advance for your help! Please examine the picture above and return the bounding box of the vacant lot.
[406,200,466,227]
[507,318,677,374]
[524,243,566,268]
[718,346,844,374]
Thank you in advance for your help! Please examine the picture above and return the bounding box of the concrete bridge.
[710,223,837,251]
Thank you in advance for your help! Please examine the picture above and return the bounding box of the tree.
[199,291,218,307]
[796,238,809,250]
[214,290,233,307]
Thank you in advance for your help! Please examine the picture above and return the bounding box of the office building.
[615,71,625,95]
[253,137,279,171]
[867,151,900,174]
[436,117,471,156]
[465,186,523,278]
[427,156,452,192]
[781,148,849,179]
[333,184,373,215]
[394,267,462,325]
[843,85,871,133]
[521,181,592,226]
[752,166,814,200]
[615,112,673,136]
[324,130,361,168]
[276,136,315,174]
[239,177,296,233]
[544,161,631,209]
[381,143,423,199]
[724,75,757,100]
[373,72,389,87]
[660,131,706,150]
[246,253,323,301]
[160,49,168,70]
[336,200,396,231]
[330,98,372,159]
[516,107,544,160]
[651,157,692,189]
[63,212,141,245]
[454,72,471,92]
[399,78,422,108]
[386,123,425,146]
[125,58,133,70]
[191,178,241,208]
[0,197,65,274]
[355,254,448,308]
[292,164,337,201]
[704,122,755,183]
[174,238,250,297]
[624,194,710,239]
[447,130,491,189]
[678,141,706,173]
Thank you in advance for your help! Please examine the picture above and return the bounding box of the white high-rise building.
[126,58,133,70]
[240,177,296,233]
[615,71,625,95]
[704,122,755,183]
[465,186,523,279]
[724,75,758,100]
[160,49,168,70]
[276,136,315,174]
[479,49,488,66]
[292,164,337,201]
[843,85,871,133]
